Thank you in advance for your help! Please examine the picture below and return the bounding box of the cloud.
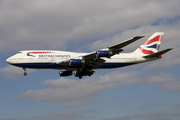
[60,99,94,107]
[90,19,180,51]
[0,65,34,79]
[0,118,21,120]
[1,0,180,53]
[101,113,170,120]
[172,112,180,118]
[89,19,180,71]
[81,109,96,113]
[145,72,178,83]
[144,72,180,91]
[101,116,132,120]
[13,70,180,103]
[13,71,140,101]
[133,113,167,119]
[1,0,180,120]
[161,81,180,91]
[141,103,160,108]
[172,104,180,109]
[27,112,83,120]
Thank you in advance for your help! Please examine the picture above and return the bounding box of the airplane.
[6,32,172,79]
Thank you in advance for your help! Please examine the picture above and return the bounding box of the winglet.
[140,32,148,37]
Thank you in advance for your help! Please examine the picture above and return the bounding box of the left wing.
[57,33,146,68]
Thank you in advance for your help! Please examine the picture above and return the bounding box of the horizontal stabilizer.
[143,48,173,58]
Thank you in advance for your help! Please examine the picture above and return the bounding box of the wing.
[57,33,146,68]
[108,34,146,51]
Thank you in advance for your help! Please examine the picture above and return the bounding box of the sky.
[0,0,180,120]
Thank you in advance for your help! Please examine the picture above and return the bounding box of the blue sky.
[0,0,180,120]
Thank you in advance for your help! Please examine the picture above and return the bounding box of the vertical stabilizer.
[133,32,164,55]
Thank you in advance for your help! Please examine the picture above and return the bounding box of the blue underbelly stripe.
[12,62,135,69]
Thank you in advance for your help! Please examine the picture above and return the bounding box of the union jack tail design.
[134,32,164,55]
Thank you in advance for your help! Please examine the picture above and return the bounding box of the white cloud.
[0,0,180,53]
[90,19,180,51]
[0,66,34,79]
[143,72,180,91]
[13,71,140,101]
[12,69,180,103]
[145,73,178,83]
[161,81,180,91]
[89,20,180,70]
[1,0,180,119]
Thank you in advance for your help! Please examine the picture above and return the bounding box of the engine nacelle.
[59,70,72,76]
[97,50,112,57]
[69,59,83,66]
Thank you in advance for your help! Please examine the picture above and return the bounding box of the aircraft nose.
[6,57,12,64]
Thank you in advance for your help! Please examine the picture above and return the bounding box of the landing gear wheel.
[22,68,27,76]
[24,72,27,76]
[79,76,82,79]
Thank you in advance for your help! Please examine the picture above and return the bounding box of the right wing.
[57,33,146,68]
[108,33,147,53]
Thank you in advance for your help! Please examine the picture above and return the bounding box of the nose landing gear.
[23,68,27,76]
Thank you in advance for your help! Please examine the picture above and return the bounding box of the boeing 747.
[6,32,172,79]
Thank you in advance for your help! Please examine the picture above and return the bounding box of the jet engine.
[97,50,112,57]
[59,70,72,76]
[69,59,84,66]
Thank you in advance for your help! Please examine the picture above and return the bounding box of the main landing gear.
[23,68,27,76]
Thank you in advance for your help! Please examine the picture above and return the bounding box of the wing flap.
[86,58,105,68]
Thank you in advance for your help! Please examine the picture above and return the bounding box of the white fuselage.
[6,50,158,70]
[5,32,170,78]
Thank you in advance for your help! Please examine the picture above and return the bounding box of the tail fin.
[133,32,164,55]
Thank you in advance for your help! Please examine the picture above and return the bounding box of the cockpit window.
[18,52,22,54]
